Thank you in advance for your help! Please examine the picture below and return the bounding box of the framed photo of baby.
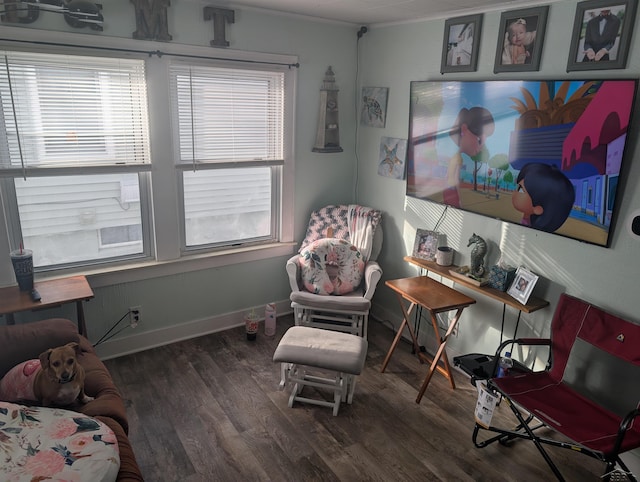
[493,6,549,73]
[567,0,637,71]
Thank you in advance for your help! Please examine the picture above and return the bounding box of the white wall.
[358,1,640,354]
[4,0,638,367]
[3,0,639,471]
[356,2,640,470]
[1,3,361,351]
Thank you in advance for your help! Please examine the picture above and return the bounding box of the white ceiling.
[222,0,551,26]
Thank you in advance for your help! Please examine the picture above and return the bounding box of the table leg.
[425,310,456,390]
[5,313,16,325]
[76,300,87,337]
[415,307,465,403]
[381,294,422,373]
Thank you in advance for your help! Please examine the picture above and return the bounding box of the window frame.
[168,58,287,253]
[0,27,297,287]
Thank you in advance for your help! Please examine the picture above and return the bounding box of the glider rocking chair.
[285,204,383,339]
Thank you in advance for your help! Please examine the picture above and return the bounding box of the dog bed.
[0,401,120,482]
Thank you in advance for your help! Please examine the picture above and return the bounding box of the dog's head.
[39,342,81,384]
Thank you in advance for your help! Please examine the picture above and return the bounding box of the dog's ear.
[65,342,81,355]
[39,349,53,369]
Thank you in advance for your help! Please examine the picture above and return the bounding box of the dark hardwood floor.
[105,315,606,481]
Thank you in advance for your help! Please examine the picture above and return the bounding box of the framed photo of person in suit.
[567,0,637,71]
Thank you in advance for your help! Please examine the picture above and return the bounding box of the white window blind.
[169,63,284,164]
[0,50,150,171]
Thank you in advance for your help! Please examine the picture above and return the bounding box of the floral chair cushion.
[0,401,120,482]
[298,238,365,295]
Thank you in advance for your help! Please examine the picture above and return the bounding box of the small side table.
[381,276,476,403]
[0,275,94,337]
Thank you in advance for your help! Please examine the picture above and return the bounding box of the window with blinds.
[169,63,284,165]
[169,62,286,249]
[0,50,150,269]
[0,44,294,272]
[0,50,150,172]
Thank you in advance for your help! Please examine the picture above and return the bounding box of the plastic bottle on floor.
[497,351,513,378]
[265,303,276,336]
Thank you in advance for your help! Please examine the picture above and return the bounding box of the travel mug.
[10,249,34,292]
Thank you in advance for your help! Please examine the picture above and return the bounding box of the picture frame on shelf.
[507,267,539,305]
[567,0,637,71]
[440,14,483,73]
[493,6,549,73]
[412,229,439,261]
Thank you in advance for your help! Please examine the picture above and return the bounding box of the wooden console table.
[405,256,548,344]
[381,276,476,404]
[404,256,549,314]
[0,275,94,337]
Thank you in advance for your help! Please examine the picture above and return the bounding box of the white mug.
[436,246,453,266]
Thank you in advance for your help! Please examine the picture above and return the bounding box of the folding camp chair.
[473,293,640,481]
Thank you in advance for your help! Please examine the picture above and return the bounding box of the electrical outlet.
[129,306,142,328]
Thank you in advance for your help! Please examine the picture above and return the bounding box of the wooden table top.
[386,276,476,313]
[404,256,549,314]
[0,275,94,315]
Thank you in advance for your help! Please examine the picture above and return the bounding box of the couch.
[0,318,143,481]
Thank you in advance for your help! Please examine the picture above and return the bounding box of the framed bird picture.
[361,87,389,127]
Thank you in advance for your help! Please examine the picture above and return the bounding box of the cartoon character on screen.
[512,163,575,232]
[445,107,495,207]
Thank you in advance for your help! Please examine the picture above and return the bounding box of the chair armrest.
[286,254,302,292]
[494,338,551,356]
[490,338,552,377]
[363,261,382,300]
[611,408,640,457]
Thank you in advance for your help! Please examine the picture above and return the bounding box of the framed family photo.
[493,6,549,73]
[567,0,638,71]
[507,267,539,305]
[441,14,483,73]
[412,229,439,261]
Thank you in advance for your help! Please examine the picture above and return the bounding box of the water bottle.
[265,303,276,336]
[497,351,513,378]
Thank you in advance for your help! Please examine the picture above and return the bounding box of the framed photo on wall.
[412,229,439,261]
[507,267,539,305]
[567,0,638,71]
[378,136,407,180]
[494,6,549,73]
[441,14,483,73]
[361,87,389,128]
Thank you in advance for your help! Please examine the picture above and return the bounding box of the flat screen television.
[406,79,638,247]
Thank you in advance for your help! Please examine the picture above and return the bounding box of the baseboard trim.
[95,300,292,360]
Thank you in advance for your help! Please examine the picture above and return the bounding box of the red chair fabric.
[476,293,640,480]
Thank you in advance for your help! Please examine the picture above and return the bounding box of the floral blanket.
[0,401,119,482]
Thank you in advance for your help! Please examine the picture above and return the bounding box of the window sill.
[36,242,297,289]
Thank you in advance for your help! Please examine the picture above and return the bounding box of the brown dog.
[0,342,94,407]
[35,342,94,407]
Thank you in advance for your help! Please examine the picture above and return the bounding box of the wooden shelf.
[404,256,549,314]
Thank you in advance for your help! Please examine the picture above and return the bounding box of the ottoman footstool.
[273,326,368,416]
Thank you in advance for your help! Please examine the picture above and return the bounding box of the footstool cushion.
[273,326,367,374]
[273,326,368,416]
